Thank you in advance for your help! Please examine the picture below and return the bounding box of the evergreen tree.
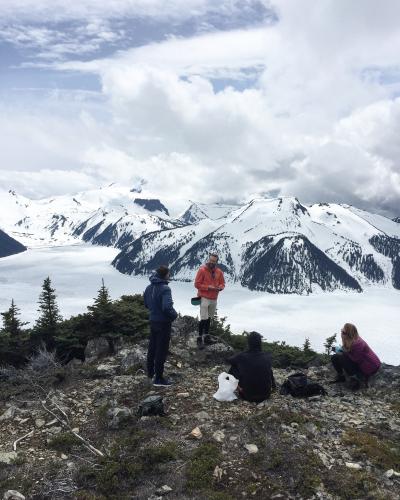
[324,333,337,355]
[303,337,311,352]
[34,277,62,347]
[1,299,28,335]
[87,279,115,337]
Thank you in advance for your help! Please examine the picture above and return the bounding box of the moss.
[140,441,178,465]
[343,429,400,470]
[293,450,323,498]
[186,442,222,491]
[323,467,384,500]
[47,431,83,452]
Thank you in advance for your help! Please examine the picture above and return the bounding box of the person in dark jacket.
[227,332,276,403]
[144,265,178,387]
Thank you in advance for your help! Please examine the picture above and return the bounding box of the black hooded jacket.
[227,350,276,403]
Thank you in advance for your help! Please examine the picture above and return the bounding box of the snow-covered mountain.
[179,201,239,224]
[113,197,400,294]
[0,185,180,249]
[1,186,399,294]
[0,228,27,258]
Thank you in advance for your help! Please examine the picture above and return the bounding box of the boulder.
[119,346,146,372]
[84,338,110,361]
[107,407,132,429]
[0,452,18,464]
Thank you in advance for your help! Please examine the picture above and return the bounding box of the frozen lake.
[0,244,399,365]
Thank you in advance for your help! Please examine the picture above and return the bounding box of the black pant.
[147,321,171,379]
[198,318,211,336]
[331,353,362,377]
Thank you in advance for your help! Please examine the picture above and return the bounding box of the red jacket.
[195,265,225,300]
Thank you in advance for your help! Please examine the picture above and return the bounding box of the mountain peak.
[133,198,169,216]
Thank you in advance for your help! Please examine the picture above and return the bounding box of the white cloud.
[1,0,400,215]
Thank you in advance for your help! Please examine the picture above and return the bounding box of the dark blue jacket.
[144,274,178,323]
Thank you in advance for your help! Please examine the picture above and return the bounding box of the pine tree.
[324,333,337,355]
[303,337,311,352]
[1,299,28,335]
[34,277,62,347]
[87,279,115,337]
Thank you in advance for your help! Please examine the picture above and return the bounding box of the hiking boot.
[153,377,173,387]
[197,336,204,349]
[328,375,346,384]
[347,376,361,391]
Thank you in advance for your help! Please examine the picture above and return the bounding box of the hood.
[149,273,169,285]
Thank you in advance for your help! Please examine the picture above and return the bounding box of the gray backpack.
[137,395,165,417]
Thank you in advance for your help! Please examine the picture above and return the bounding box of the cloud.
[0,0,400,217]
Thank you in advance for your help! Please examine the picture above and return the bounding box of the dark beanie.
[248,331,262,351]
[156,265,170,279]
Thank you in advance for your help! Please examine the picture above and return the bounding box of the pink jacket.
[347,337,381,376]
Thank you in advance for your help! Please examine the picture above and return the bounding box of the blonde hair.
[341,323,359,351]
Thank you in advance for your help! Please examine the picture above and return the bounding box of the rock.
[176,392,190,398]
[156,485,173,495]
[48,426,62,435]
[35,418,45,428]
[384,469,400,479]
[345,462,362,470]
[61,453,68,460]
[96,363,119,377]
[0,406,17,421]
[195,411,211,421]
[84,337,110,361]
[244,444,258,454]
[213,430,225,442]
[107,407,132,429]
[3,491,25,500]
[213,465,223,480]
[0,452,18,464]
[189,427,202,440]
[119,346,146,372]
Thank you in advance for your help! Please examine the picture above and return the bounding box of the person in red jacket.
[194,253,225,347]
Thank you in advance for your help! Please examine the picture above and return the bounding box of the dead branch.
[41,398,104,457]
[13,430,34,451]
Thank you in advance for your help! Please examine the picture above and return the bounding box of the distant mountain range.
[1,185,399,294]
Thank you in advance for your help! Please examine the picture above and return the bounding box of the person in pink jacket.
[330,323,381,389]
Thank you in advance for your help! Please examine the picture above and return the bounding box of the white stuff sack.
[213,372,238,402]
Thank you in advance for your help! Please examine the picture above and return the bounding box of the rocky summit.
[0,317,399,499]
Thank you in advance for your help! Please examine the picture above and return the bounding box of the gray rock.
[195,411,211,421]
[0,452,18,465]
[3,491,25,500]
[107,407,132,429]
[156,485,173,495]
[244,444,258,454]
[96,363,119,377]
[0,406,17,421]
[119,347,146,372]
[84,337,110,361]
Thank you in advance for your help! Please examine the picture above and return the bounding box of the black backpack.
[137,395,165,417]
[280,372,327,398]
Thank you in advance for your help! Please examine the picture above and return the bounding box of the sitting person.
[330,323,381,389]
[227,332,276,403]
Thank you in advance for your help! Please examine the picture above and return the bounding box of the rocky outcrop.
[0,324,399,499]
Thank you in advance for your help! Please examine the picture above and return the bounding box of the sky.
[0,0,400,217]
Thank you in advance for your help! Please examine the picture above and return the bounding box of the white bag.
[213,372,238,402]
